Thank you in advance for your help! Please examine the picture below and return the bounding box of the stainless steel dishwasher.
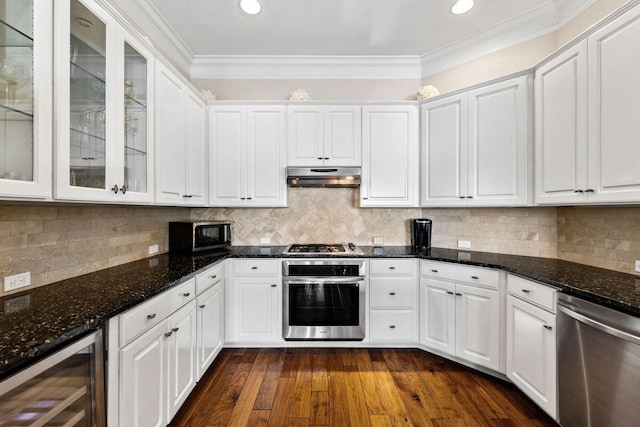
[558,293,640,427]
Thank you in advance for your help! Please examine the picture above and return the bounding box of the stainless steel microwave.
[169,221,231,253]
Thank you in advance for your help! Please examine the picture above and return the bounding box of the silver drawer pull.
[543,325,553,331]
[522,289,531,294]
[210,275,217,279]
[164,331,173,337]
[447,291,454,295]
[183,292,191,297]
[251,266,258,270]
[172,327,179,332]
[389,266,396,270]
[271,284,277,287]
[199,304,206,308]
[389,292,396,296]
[471,276,479,280]
[455,292,462,296]
[431,269,438,273]
[147,314,157,320]
[389,325,396,329]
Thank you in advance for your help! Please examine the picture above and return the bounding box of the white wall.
[191,78,421,101]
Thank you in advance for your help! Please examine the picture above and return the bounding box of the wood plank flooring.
[169,348,558,427]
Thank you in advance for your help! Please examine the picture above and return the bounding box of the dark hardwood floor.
[170,348,558,427]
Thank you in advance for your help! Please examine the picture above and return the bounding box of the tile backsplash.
[0,203,188,297]
[1,193,639,297]
[558,206,640,274]
[192,188,559,258]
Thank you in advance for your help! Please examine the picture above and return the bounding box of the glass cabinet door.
[55,0,154,202]
[69,0,107,190]
[118,30,153,202]
[0,0,52,198]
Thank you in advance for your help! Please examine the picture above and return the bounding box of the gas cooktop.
[283,243,364,256]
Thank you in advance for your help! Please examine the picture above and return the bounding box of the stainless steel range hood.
[287,167,361,188]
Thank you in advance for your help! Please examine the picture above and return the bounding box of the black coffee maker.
[411,219,432,252]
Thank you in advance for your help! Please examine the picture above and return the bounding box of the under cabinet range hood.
[287,167,361,188]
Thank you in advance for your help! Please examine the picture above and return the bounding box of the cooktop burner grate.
[286,244,346,253]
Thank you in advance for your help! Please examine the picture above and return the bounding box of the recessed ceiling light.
[451,0,475,15]
[240,0,262,15]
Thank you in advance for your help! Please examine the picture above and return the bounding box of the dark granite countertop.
[2,245,639,381]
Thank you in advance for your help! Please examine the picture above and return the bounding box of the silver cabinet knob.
[164,331,173,337]
[183,292,190,297]
[544,325,553,331]
[471,276,479,280]
[199,304,206,308]
[210,275,217,279]
[147,314,157,320]
[251,266,258,270]
[389,325,396,329]
[172,327,179,332]
[431,269,438,273]
[120,185,127,194]
[271,284,277,287]
[389,266,396,270]
[389,292,396,296]
[112,184,119,194]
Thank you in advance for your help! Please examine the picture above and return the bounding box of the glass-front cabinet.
[0,0,53,198]
[54,0,154,203]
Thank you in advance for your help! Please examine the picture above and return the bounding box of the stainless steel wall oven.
[283,260,366,341]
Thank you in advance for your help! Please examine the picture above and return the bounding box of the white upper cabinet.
[155,60,206,206]
[535,42,588,205]
[587,4,640,203]
[421,93,468,206]
[0,1,53,199]
[422,75,532,207]
[287,105,361,167]
[209,105,286,207]
[55,0,155,203]
[361,105,419,207]
[535,3,640,205]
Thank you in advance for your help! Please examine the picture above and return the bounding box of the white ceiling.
[122,0,596,78]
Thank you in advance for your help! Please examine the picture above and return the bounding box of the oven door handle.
[283,277,365,285]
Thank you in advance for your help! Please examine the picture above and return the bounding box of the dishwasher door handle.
[558,305,640,346]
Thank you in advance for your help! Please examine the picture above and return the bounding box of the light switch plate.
[148,244,159,255]
[635,260,640,273]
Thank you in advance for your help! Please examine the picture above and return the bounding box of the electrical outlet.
[260,237,271,245]
[148,244,159,255]
[4,272,31,292]
[635,260,640,273]
[457,240,471,249]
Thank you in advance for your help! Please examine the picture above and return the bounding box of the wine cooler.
[0,330,105,426]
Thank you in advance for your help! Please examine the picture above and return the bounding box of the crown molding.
[419,0,598,77]
[114,0,194,75]
[191,55,422,80]
[112,0,596,81]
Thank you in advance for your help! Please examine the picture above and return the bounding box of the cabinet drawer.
[119,279,196,347]
[507,274,558,312]
[420,260,500,290]
[233,259,278,276]
[196,262,225,295]
[370,259,415,275]
[370,277,415,309]
[370,310,414,341]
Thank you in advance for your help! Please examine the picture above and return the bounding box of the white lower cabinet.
[227,260,280,344]
[119,299,197,427]
[368,259,417,342]
[419,261,502,372]
[506,275,558,419]
[196,282,223,380]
